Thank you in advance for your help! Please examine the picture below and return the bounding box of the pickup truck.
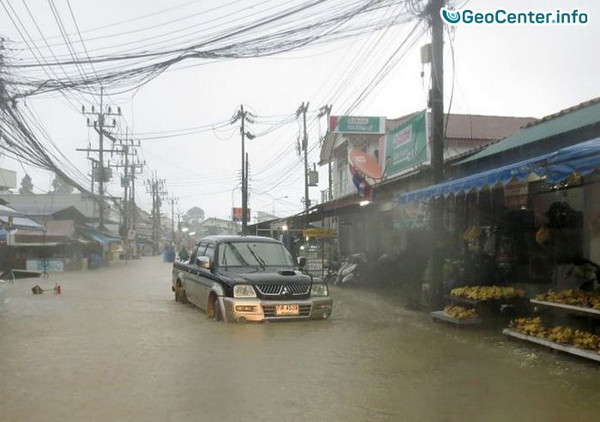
[171,235,333,323]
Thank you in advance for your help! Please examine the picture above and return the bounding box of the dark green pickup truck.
[172,235,333,323]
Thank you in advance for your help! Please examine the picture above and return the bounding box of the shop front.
[398,137,600,302]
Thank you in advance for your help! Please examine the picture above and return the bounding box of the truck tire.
[214,298,223,321]
[178,285,188,304]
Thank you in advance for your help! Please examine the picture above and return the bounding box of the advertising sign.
[26,259,65,272]
[384,110,429,177]
[303,228,336,238]
[329,116,386,134]
[232,207,251,222]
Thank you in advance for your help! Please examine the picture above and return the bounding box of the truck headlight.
[311,283,329,297]
[233,284,256,298]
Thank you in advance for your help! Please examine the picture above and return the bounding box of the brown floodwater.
[1,256,599,421]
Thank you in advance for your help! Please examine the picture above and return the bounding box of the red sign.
[232,207,251,222]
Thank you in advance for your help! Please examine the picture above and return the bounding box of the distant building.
[197,218,240,237]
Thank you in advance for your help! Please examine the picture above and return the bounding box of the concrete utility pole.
[145,174,166,254]
[231,105,255,235]
[105,130,144,257]
[429,0,445,308]
[297,102,310,213]
[168,196,178,243]
[80,88,121,231]
[318,104,333,202]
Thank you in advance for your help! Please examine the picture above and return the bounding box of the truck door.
[186,243,206,307]
[195,242,216,308]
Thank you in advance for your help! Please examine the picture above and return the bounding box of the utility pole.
[318,104,333,202]
[296,102,310,213]
[429,0,445,308]
[168,196,178,244]
[81,89,121,231]
[105,130,144,257]
[145,174,166,254]
[231,105,255,235]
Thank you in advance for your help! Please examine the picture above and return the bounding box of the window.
[190,243,207,265]
[204,243,215,261]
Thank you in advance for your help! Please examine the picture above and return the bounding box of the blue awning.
[0,216,44,231]
[399,138,600,205]
[83,232,121,245]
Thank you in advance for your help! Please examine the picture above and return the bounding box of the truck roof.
[197,235,281,244]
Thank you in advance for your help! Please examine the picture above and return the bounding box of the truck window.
[204,243,215,261]
[190,243,207,265]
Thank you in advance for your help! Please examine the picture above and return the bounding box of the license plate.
[275,304,299,316]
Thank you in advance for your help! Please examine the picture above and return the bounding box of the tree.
[186,207,205,225]
[19,174,33,194]
[51,175,74,193]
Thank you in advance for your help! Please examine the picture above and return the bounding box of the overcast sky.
[0,0,598,221]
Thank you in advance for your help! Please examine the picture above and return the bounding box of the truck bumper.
[222,297,333,323]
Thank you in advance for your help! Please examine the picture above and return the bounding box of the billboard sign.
[384,110,429,177]
[232,207,251,222]
[329,116,386,134]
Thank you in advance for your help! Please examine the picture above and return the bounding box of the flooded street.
[1,257,599,422]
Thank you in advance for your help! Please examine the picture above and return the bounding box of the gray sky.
[0,0,598,221]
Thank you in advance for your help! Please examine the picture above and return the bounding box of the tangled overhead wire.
[3,0,419,99]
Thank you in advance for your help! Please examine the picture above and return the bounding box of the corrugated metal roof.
[459,97,600,165]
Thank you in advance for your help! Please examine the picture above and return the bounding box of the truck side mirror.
[196,256,211,270]
[297,256,306,269]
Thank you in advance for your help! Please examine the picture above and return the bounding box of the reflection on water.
[0,259,599,422]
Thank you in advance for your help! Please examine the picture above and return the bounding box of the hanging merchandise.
[535,226,552,245]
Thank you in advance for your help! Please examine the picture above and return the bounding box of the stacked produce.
[443,305,479,320]
[535,289,600,310]
[451,286,526,301]
[510,317,546,338]
[509,317,600,353]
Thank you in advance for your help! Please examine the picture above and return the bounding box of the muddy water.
[1,257,599,422]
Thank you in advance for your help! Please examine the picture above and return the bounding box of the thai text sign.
[329,116,386,134]
[303,228,336,238]
[384,110,429,177]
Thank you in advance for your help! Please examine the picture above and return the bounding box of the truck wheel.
[213,298,223,321]
[178,286,188,304]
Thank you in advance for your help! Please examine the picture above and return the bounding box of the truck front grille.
[256,284,310,296]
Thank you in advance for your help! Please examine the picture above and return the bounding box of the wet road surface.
[1,257,599,422]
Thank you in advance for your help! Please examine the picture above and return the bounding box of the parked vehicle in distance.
[172,235,333,323]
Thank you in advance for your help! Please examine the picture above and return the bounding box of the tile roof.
[459,97,600,165]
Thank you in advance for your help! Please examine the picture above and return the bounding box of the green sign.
[330,116,386,134]
[384,110,429,177]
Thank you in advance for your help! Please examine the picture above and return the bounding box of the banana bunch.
[547,326,574,344]
[510,317,547,338]
[535,289,600,309]
[444,305,479,320]
[509,318,600,353]
[451,286,526,301]
[572,330,600,351]
[462,226,481,242]
[535,226,551,245]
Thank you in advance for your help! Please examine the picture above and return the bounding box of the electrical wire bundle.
[3,0,420,99]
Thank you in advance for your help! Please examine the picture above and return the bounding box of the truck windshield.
[218,242,294,271]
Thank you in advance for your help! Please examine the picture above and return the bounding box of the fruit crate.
[503,328,600,363]
[430,311,482,327]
